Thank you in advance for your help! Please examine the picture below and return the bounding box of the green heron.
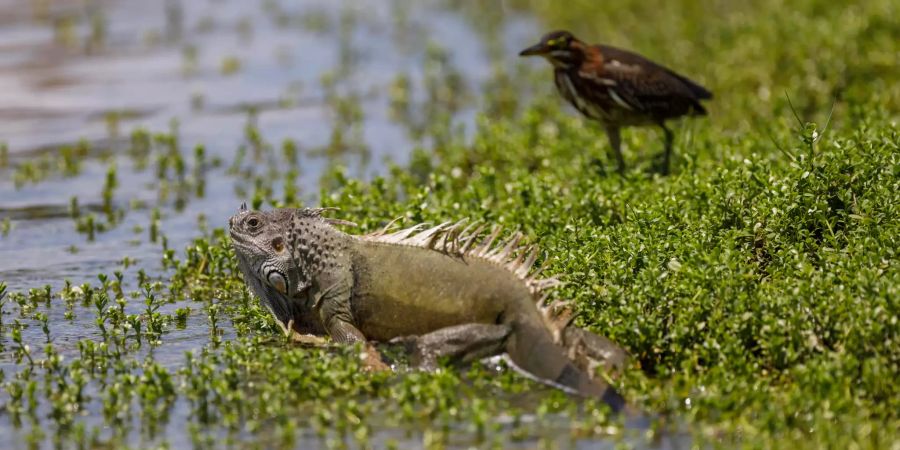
[520,30,712,175]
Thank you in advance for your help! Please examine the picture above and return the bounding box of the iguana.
[228,205,629,410]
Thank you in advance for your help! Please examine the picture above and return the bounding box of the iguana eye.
[247,217,260,228]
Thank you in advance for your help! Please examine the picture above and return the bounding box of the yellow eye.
[547,39,557,46]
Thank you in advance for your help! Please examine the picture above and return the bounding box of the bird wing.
[578,45,710,115]
[601,45,712,99]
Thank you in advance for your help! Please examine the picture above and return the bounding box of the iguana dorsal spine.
[363,219,577,343]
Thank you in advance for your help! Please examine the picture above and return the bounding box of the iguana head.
[228,204,301,326]
[229,205,355,328]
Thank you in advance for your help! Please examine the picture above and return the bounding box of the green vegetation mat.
[1,0,897,448]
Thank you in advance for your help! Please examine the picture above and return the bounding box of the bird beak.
[519,42,548,57]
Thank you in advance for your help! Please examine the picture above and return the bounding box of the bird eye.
[547,39,556,46]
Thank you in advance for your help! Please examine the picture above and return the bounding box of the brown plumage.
[520,30,712,175]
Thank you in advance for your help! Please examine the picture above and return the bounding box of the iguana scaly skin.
[229,206,628,410]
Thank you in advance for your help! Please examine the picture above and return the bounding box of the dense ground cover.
[0,0,897,448]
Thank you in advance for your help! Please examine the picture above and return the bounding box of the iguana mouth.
[228,230,254,252]
[228,214,261,254]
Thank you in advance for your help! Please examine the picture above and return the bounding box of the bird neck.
[547,42,587,70]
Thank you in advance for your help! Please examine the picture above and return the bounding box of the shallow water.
[0,1,689,448]
[0,0,542,291]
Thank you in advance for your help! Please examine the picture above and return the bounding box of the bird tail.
[678,75,713,100]
[690,100,708,116]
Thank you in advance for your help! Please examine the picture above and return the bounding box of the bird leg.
[659,123,674,175]
[604,126,625,175]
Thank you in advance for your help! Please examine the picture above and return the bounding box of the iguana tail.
[504,311,626,412]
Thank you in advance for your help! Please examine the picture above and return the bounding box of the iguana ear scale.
[324,218,358,227]
[361,218,571,321]
[373,216,404,235]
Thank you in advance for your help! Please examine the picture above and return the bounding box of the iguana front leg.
[328,319,366,343]
[326,317,389,372]
[312,277,389,371]
[391,323,512,370]
[278,319,329,345]
[311,272,360,343]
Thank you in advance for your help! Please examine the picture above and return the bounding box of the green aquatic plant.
[0,0,896,448]
[1,217,11,237]
[182,45,199,76]
[59,142,88,176]
[220,56,242,76]
[0,281,6,324]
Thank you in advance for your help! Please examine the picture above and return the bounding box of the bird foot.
[588,157,608,177]
[650,154,671,176]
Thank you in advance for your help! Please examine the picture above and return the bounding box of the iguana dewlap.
[229,206,627,410]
